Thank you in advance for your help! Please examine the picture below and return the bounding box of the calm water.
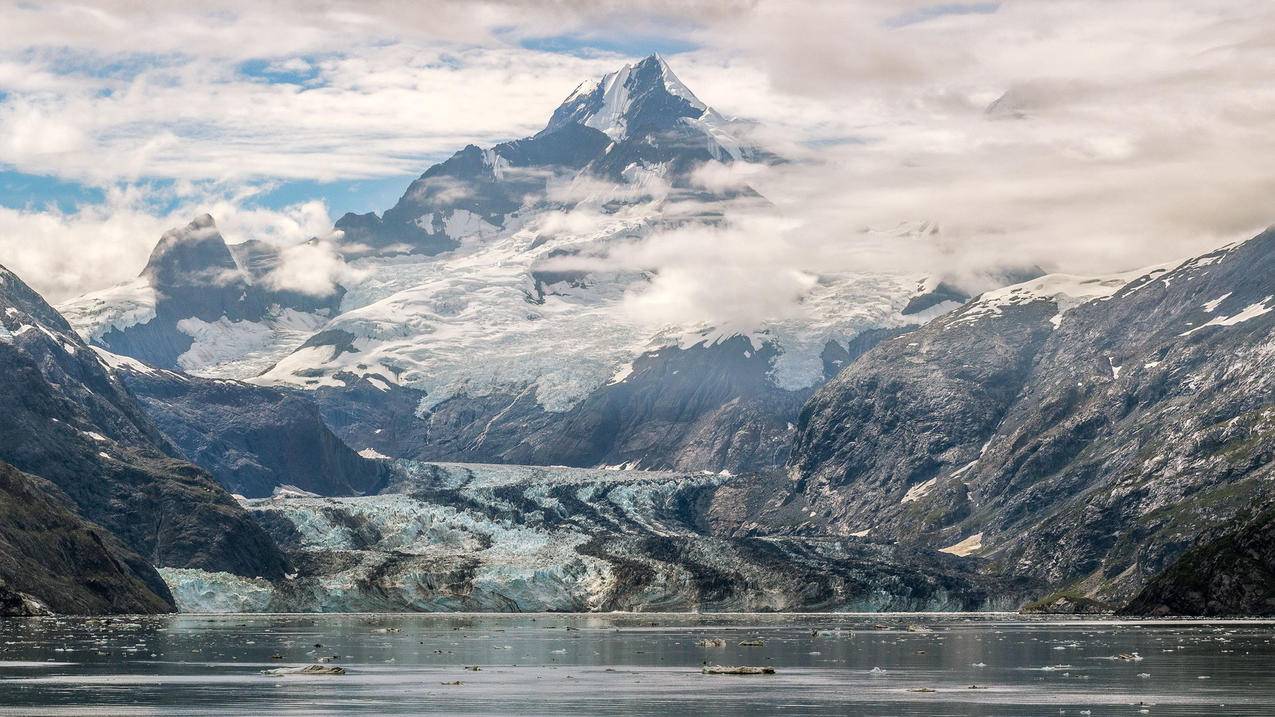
[2,613,1274,716]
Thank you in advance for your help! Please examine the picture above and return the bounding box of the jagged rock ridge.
[786,231,1275,602]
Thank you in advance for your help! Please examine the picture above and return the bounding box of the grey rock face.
[304,338,812,475]
[0,461,174,615]
[0,263,288,583]
[112,363,392,498]
[788,231,1275,602]
[1120,503,1275,616]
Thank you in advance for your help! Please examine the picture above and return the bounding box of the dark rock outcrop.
[1120,505,1275,616]
[0,461,174,616]
[305,337,811,474]
[0,263,288,583]
[110,363,392,498]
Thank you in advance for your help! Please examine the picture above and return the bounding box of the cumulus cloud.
[689,160,768,193]
[0,185,338,302]
[264,233,364,297]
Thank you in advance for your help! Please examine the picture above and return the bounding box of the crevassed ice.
[59,278,157,341]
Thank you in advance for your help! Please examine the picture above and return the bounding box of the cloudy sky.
[2,0,1273,301]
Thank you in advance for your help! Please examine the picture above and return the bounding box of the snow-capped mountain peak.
[543,53,709,141]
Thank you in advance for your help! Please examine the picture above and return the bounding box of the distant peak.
[542,55,707,141]
[189,213,216,229]
[142,214,239,284]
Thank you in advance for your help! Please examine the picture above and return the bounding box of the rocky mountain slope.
[1120,503,1275,616]
[162,462,1033,613]
[58,55,964,476]
[0,461,173,616]
[102,352,391,498]
[786,230,1275,602]
[0,263,288,590]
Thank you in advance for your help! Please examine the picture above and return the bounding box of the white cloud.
[0,185,337,302]
[2,0,1275,303]
[264,233,363,297]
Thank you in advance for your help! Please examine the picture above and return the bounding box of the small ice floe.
[738,639,764,647]
[869,666,887,675]
[1137,673,1151,679]
[702,666,775,675]
[261,664,346,676]
[695,638,726,648]
[971,662,987,668]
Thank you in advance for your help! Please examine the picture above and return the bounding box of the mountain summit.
[332,54,768,255]
[543,54,710,141]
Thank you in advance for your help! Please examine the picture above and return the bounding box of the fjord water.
[2,614,1273,716]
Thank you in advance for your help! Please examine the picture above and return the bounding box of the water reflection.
[2,613,1273,715]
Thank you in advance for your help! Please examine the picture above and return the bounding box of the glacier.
[161,462,1031,613]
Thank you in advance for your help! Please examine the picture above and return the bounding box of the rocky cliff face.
[106,356,391,498]
[0,461,174,616]
[304,337,814,474]
[0,263,288,586]
[161,462,1033,613]
[1120,504,1275,616]
[788,231,1275,602]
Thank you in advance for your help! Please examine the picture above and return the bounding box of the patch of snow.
[1202,292,1232,313]
[175,308,327,377]
[444,209,499,242]
[1180,297,1273,336]
[940,532,984,557]
[949,269,1146,330]
[901,476,939,504]
[91,346,161,376]
[607,362,634,385]
[358,447,391,460]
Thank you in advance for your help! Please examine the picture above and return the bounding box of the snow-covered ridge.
[948,266,1163,329]
[547,53,707,141]
[59,278,157,341]
[255,207,925,409]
